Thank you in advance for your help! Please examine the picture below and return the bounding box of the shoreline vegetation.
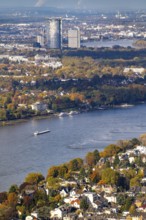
[0,101,143,127]
[133,40,146,48]
[0,133,146,219]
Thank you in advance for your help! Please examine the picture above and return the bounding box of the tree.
[79,167,86,179]
[85,149,100,167]
[68,158,83,171]
[130,138,141,147]
[93,150,100,163]
[129,204,136,214]
[16,205,26,219]
[34,190,48,206]
[0,205,16,220]
[47,177,60,190]
[113,155,120,168]
[90,169,101,184]
[122,197,133,212]
[139,133,146,145]
[0,109,7,121]
[85,152,95,166]
[37,206,50,220]
[130,176,141,187]
[25,172,45,185]
[0,192,7,203]
[117,194,127,206]
[9,184,19,193]
[117,176,129,190]
[80,197,89,211]
[8,192,18,207]
[47,166,59,178]
[100,144,121,158]
[58,164,68,178]
[101,168,120,185]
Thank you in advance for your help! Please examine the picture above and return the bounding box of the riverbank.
[0,114,56,127]
[0,102,144,127]
[1,99,146,128]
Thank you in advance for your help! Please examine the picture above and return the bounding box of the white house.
[104,194,117,203]
[25,217,33,220]
[135,146,146,155]
[83,192,99,209]
[31,102,47,112]
[9,56,28,62]
[124,68,145,75]
[69,189,79,198]
[60,188,69,198]
[50,207,67,219]
[129,156,135,163]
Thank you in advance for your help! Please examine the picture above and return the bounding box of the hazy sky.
[0,0,146,10]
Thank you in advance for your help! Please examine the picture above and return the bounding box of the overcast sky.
[0,0,146,10]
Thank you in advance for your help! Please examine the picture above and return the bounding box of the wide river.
[82,39,136,48]
[0,104,146,191]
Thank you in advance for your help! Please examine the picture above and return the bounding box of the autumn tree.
[68,158,83,171]
[47,177,60,190]
[0,204,16,220]
[7,192,18,207]
[139,133,146,146]
[47,166,59,178]
[90,169,101,184]
[130,176,142,187]
[0,192,7,203]
[129,204,136,214]
[85,150,100,166]
[101,168,120,185]
[25,172,45,185]
[100,144,121,158]
[58,164,68,178]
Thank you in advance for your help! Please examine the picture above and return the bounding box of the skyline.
[0,0,146,10]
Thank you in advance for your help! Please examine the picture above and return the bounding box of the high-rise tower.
[68,28,80,48]
[46,18,62,49]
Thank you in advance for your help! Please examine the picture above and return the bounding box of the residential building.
[31,102,47,112]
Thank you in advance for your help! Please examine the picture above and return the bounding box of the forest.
[0,48,146,121]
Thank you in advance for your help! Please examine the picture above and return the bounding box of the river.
[81,39,136,48]
[0,104,146,191]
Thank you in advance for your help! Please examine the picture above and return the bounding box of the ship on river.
[34,129,50,136]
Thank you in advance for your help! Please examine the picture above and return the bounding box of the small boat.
[120,104,134,108]
[68,111,79,115]
[97,107,105,110]
[34,129,50,136]
[58,112,68,117]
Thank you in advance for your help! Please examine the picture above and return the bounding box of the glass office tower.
[46,18,62,49]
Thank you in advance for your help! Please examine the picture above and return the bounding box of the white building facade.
[68,29,80,48]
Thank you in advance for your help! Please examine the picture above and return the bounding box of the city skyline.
[0,0,146,10]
